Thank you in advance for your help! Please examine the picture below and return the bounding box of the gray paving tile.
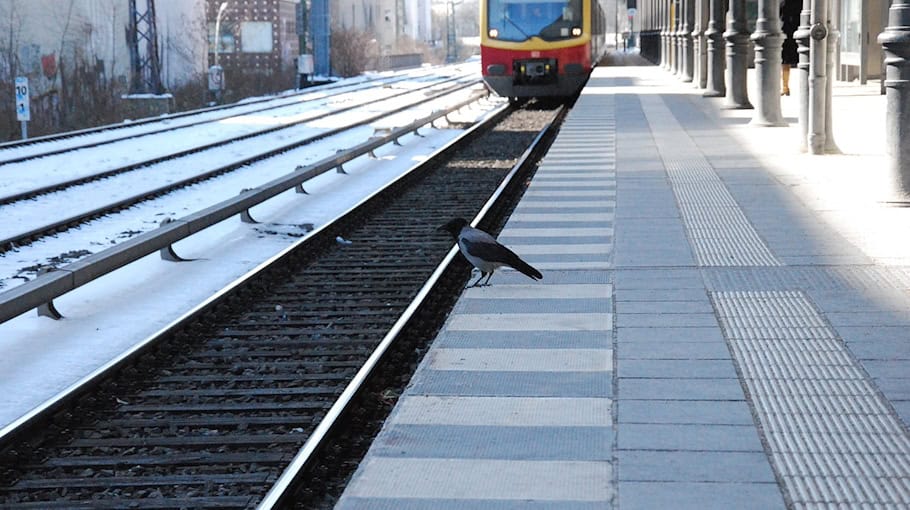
[891,401,910,425]
[434,330,610,349]
[370,424,611,461]
[860,360,910,379]
[616,313,719,328]
[618,481,786,510]
[618,450,777,482]
[342,457,612,501]
[617,339,732,360]
[870,377,910,400]
[619,400,754,425]
[825,312,910,327]
[498,235,612,245]
[446,312,610,332]
[618,377,744,400]
[616,300,715,314]
[618,359,738,379]
[487,270,610,285]
[614,269,705,289]
[428,347,609,372]
[616,288,710,301]
[617,326,726,343]
[506,220,612,229]
[618,423,764,451]
[455,298,611,314]
[614,245,696,267]
[337,498,609,510]
[407,370,611,398]
[519,252,612,264]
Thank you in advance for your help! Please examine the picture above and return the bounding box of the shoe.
[781,89,790,96]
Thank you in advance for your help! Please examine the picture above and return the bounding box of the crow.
[438,218,543,287]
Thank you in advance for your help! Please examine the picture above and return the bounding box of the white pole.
[215,2,228,67]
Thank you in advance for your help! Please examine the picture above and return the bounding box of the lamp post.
[446,0,462,63]
[209,1,228,104]
[214,1,229,67]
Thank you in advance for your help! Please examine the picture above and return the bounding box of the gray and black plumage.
[438,218,543,287]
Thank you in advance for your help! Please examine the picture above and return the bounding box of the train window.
[487,0,583,42]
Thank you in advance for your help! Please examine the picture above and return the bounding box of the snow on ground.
[0,63,495,430]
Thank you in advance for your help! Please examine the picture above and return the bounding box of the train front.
[481,0,593,99]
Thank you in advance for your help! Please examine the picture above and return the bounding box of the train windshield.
[487,0,583,42]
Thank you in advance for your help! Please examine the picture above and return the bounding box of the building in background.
[0,0,205,98]
[0,0,207,138]
[333,0,433,53]
[205,0,300,89]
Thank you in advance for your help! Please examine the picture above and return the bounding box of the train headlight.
[489,28,499,38]
[571,27,582,36]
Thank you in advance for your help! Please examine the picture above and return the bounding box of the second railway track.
[0,101,565,509]
[0,80,482,258]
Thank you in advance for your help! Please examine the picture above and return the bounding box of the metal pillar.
[824,10,840,152]
[807,0,828,153]
[703,0,726,96]
[693,0,709,88]
[675,0,684,75]
[127,0,164,94]
[682,0,694,81]
[663,0,668,67]
[750,0,786,125]
[723,0,753,108]
[879,0,910,194]
[311,0,330,76]
[446,0,458,63]
[795,0,813,150]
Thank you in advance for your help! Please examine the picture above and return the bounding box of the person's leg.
[782,65,791,95]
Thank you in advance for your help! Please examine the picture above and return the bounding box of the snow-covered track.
[0,78,482,255]
[0,91,489,323]
[0,74,474,207]
[0,68,449,166]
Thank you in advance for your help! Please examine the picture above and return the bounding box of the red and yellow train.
[480,0,608,100]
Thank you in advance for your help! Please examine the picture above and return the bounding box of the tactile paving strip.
[639,96,781,267]
[712,290,910,507]
[703,266,910,292]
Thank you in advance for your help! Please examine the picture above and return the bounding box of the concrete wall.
[0,0,206,95]
[333,0,432,50]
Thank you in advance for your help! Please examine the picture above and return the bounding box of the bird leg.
[482,271,495,286]
[468,272,487,288]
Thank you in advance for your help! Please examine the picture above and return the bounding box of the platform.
[335,57,910,508]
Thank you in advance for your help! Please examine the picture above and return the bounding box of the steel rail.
[0,75,477,207]
[0,99,514,471]
[256,104,567,509]
[0,81,483,253]
[0,66,454,155]
[0,75,419,167]
[0,90,491,325]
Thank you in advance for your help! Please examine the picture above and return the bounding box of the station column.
[750,0,786,124]
[703,0,726,96]
[879,0,910,194]
[723,0,753,108]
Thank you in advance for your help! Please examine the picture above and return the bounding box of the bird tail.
[505,250,542,280]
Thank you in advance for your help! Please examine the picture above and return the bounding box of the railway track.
[0,67,460,166]
[0,73,475,207]
[0,102,564,509]
[0,79,483,256]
